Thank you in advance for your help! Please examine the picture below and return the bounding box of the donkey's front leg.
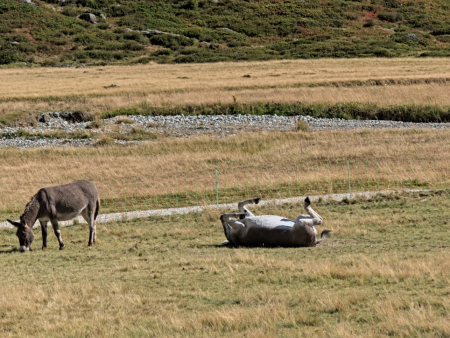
[40,220,48,250]
[51,218,64,250]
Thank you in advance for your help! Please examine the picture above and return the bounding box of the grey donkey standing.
[7,180,100,251]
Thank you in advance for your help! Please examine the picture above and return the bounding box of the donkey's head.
[7,217,34,252]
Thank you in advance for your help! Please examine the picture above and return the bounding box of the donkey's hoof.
[254,197,261,204]
[304,197,311,205]
[59,245,65,250]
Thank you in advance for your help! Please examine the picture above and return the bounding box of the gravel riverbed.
[1,113,450,149]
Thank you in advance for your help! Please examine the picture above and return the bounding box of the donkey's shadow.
[0,246,21,254]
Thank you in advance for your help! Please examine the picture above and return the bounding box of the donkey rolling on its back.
[7,180,100,251]
[220,197,330,247]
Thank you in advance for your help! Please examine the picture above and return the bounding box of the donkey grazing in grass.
[7,180,100,251]
[220,197,330,247]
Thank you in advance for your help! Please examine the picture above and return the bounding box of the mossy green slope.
[2,0,450,66]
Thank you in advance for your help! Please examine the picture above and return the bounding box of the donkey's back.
[41,180,99,221]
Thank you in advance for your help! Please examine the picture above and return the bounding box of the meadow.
[1,128,450,220]
[0,191,449,337]
[2,58,450,121]
[1,56,450,336]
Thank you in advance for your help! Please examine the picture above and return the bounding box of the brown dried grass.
[0,192,449,337]
[1,128,450,216]
[2,58,450,115]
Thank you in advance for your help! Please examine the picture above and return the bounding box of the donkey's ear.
[6,219,21,227]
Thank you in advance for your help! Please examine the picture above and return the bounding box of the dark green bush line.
[0,129,157,141]
[103,102,450,123]
[0,130,92,140]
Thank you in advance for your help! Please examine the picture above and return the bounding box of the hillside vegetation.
[3,0,450,66]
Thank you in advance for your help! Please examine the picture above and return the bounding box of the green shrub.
[295,120,309,132]
[0,48,23,65]
[378,12,404,23]
[185,0,198,10]
[152,49,173,56]
[86,119,104,129]
[174,55,195,63]
[123,41,145,51]
[431,26,450,36]
[62,7,80,18]
[137,56,151,63]
[150,35,195,49]
[364,20,376,27]
[94,136,115,147]
[122,31,148,44]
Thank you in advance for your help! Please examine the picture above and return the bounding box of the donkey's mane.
[23,194,37,214]
[21,192,41,225]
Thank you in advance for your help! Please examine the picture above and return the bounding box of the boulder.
[79,13,97,24]
[21,0,37,5]
[405,34,419,40]
[38,111,89,124]
[61,111,90,123]
[141,30,166,37]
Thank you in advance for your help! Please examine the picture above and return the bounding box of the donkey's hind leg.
[81,206,96,247]
[238,197,261,217]
[220,213,246,246]
[294,197,323,227]
[220,213,246,231]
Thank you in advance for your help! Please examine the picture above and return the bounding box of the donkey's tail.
[94,197,100,221]
[315,230,331,245]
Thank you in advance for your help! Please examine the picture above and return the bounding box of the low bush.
[378,12,404,23]
[86,119,104,129]
[0,47,24,64]
[94,135,115,146]
[150,35,195,49]
[152,49,173,56]
[295,120,309,132]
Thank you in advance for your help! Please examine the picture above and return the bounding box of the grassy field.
[2,58,450,121]
[1,128,450,219]
[0,191,449,337]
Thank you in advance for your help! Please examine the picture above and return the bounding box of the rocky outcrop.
[79,13,97,24]
[21,0,37,6]
[38,111,89,124]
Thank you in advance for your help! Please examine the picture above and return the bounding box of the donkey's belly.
[56,210,84,221]
[40,209,85,222]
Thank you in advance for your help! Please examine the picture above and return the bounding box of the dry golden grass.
[0,191,449,337]
[2,58,450,115]
[1,128,450,217]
